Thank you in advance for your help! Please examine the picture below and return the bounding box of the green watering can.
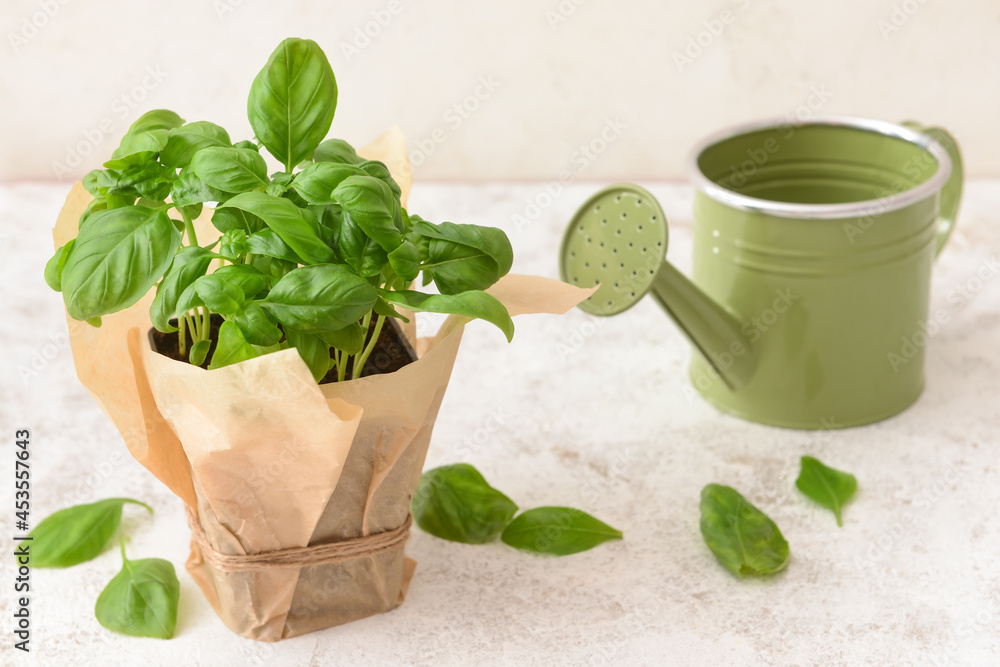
[560,117,963,430]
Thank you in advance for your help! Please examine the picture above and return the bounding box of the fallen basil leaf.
[95,543,179,640]
[413,464,518,544]
[699,484,789,577]
[26,498,153,568]
[795,456,857,527]
[501,507,622,556]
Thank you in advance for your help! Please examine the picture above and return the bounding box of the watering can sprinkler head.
[559,183,756,390]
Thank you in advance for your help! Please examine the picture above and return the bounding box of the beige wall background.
[1,0,997,183]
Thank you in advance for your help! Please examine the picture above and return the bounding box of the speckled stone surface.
[1,182,998,666]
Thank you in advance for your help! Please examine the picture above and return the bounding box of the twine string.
[186,506,412,572]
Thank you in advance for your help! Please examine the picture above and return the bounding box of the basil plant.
[45,38,514,382]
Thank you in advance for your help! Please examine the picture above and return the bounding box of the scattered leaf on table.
[795,456,858,526]
[501,506,622,556]
[699,484,789,577]
[412,464,518,544]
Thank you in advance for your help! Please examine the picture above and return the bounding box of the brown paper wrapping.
[53,129,594,641]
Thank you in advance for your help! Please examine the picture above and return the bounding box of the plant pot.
[146,316,421,639]
[136,307,468,640]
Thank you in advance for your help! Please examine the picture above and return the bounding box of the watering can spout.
[560,183,756,390]
[649,262,755,390]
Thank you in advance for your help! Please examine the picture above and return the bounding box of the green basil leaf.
[245,228,304,264]
[105,192,137,209]
[379,289,513,342]
[151,246,215,333]
[160,121,232,168]
[104,129,170,170]
[411,221,513,294]
[26,498,152,568]
[110,160,174,202]
[285,329,332,382]
[357,159,402,200]
[248,37,337,171]
[211,264,269,299]
[232,302,282,347]
[311,204,343,253]
[387,239,422,282]
[270,171,296,188]
[94,168,122,196]
[208,320,259,369]
[700,484,789,577]
[61,207,181,321]
[220,229,248,260]
[372,296,408,322]
[191,146,269,193]
[318,321,364,354]
[127,109,185,134]
[44,240,75,292]
[251,254,297,282]
[221,191,334,264]
[501,507,622,556]
[340,211,388,277]
[413,464,518,544]
[332,175,402,252]
[795,456,858,527]
[291,162,364,205]
[193,274,245,315]
[262,264,377,332]
[176,203,203,222]
[79,197,109,229]
[170,168,226,208]
[174,280,205,317]
[83,169,103,196]
[313,137,363,164]
[95,544,179,640]
[211,206,262,234]
[189,338,211,366]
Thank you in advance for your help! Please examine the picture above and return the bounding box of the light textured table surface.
[1,182,999,666]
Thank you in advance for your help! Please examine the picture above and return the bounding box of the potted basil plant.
[45,37,589,641]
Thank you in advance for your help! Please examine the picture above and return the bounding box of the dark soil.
[148,315,417,383]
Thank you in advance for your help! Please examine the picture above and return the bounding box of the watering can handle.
[903,122,963,258]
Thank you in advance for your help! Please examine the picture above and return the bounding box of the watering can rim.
[686,115,953,221]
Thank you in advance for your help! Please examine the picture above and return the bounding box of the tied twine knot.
[186,506,413,572]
